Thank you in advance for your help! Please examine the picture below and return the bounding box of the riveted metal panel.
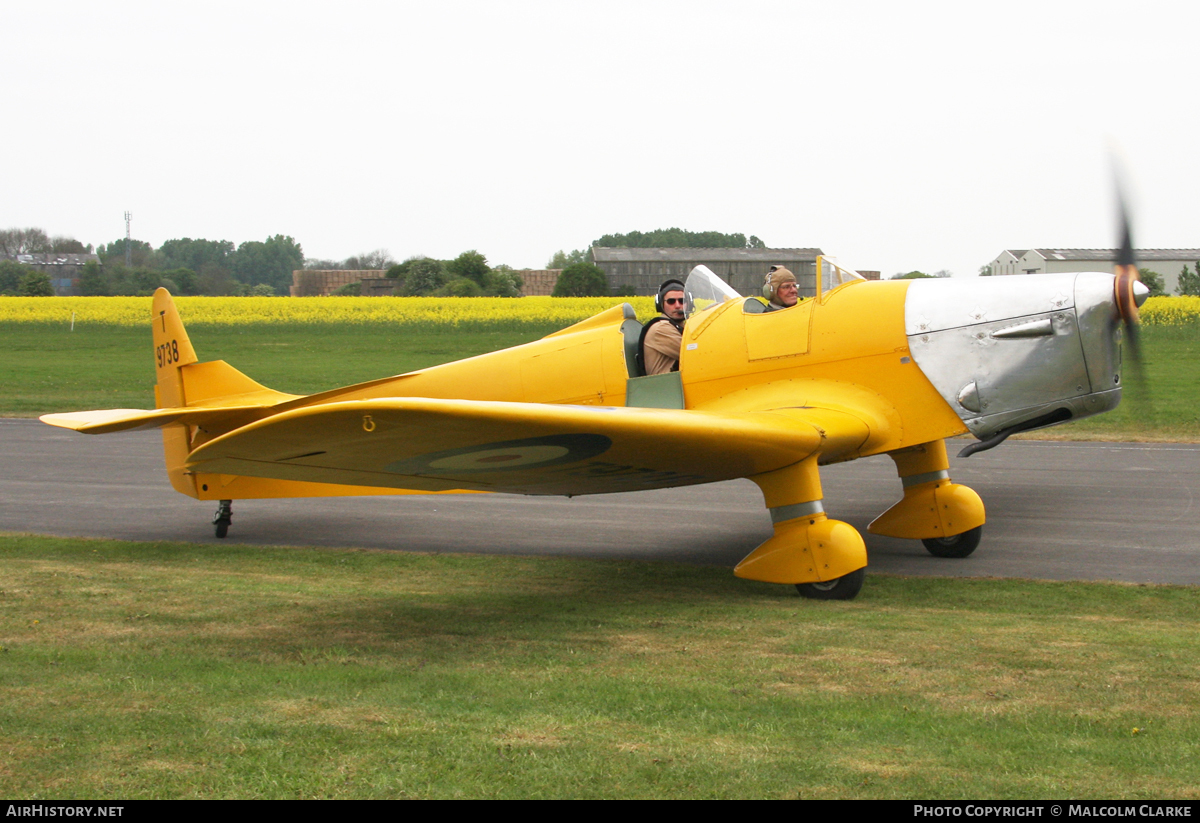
[905,273,1079,335]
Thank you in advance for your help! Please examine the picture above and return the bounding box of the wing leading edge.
[185,397,837,496]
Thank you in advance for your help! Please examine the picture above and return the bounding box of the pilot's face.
[776,281,798,307]
[663,290,686,320]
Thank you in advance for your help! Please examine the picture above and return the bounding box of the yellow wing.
[185,398,833,496]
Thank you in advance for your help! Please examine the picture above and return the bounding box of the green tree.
[384,262,408,292]
[97,238,155,268]
[891,271,932,280]
[592,228,752,249]
[20,271,54,296]
[438,277,484,297]
[232,235,304,293]
[747,235,766,249]
[483,265,523,297]
[79,261,109,295]
[195,266,241,296]
[106,266,167,296]
[547,249,588,268]
[159,238,235,273]
[1138,268,1165,297]
[402,258,448,295]
[553,262,608,297]
[1176,263,1200,296]
[161,267,199,295]
[0,260,33,293]
[446,250,489,286]
[979,265,993,277]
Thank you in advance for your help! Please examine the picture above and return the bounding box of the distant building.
[359,277,397,296]
[290,269,383,296]
[591,247,824,298]
[986,249,1200,295]
[3,253,100,296]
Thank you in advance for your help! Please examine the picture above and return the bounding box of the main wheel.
[796,568,865,601]
[922,526,982,558]
[214,520,229,539]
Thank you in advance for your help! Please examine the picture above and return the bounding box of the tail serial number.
[156,340,179,368]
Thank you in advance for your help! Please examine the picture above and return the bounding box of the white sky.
[5,0,1198,278]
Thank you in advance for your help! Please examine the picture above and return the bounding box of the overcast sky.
[6,1,1197,278]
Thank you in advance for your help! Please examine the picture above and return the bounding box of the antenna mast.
[124,211,132,267]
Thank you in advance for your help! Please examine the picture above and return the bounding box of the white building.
[986,249,1200,295]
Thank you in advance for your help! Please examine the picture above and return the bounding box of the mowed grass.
[0,321,564,415]
[1028,325,1200,442]
[2,533,1198,800]
[3,320,1198,440]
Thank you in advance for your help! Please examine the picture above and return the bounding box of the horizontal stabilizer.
[40,405,279,435]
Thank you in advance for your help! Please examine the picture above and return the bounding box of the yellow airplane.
[40,256,1147,600]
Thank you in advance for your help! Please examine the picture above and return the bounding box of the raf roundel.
[385,434,612,476]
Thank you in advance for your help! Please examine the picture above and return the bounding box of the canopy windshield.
[817,256,866,295]
[684,265,741,316]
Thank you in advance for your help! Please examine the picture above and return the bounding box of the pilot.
[638,279,687,375]
[763,265,799,311]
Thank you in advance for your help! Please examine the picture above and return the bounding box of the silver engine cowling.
[905,272,1145,441]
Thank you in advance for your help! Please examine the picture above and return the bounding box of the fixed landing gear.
[796,568,866,601]
[213,499,232,538]
[922,525,982,558]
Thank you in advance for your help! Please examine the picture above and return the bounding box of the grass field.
[1041,325,1200,441]
[4,297,1198,798]
[0,322,566,415]
[3,534,1198,800]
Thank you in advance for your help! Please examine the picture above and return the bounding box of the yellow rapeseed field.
[2,294,1197,327]
[1140,296,1200,326]
[0,296,657,327]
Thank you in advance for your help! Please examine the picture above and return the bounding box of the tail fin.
[149,289,296,497]
[152,288,199,409]
[150,289,200,495]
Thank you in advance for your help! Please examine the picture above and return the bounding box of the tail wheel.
[922,525,982,558]
[213,499,232,539]
[796,568,865,600]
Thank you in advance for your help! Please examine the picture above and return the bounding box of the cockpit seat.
[620,304,643,377]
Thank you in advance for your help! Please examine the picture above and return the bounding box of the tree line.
[2,224,769,298]
[368,251,523,298]
[0,227,307,297]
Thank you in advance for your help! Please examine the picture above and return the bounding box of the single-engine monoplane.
[42,252,1148,600]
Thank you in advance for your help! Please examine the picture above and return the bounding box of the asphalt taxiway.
[3,418,1197,585]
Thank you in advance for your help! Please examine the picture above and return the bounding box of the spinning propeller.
[1112,190,1150,396]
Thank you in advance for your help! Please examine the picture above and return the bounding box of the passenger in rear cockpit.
[763,265,799,311]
